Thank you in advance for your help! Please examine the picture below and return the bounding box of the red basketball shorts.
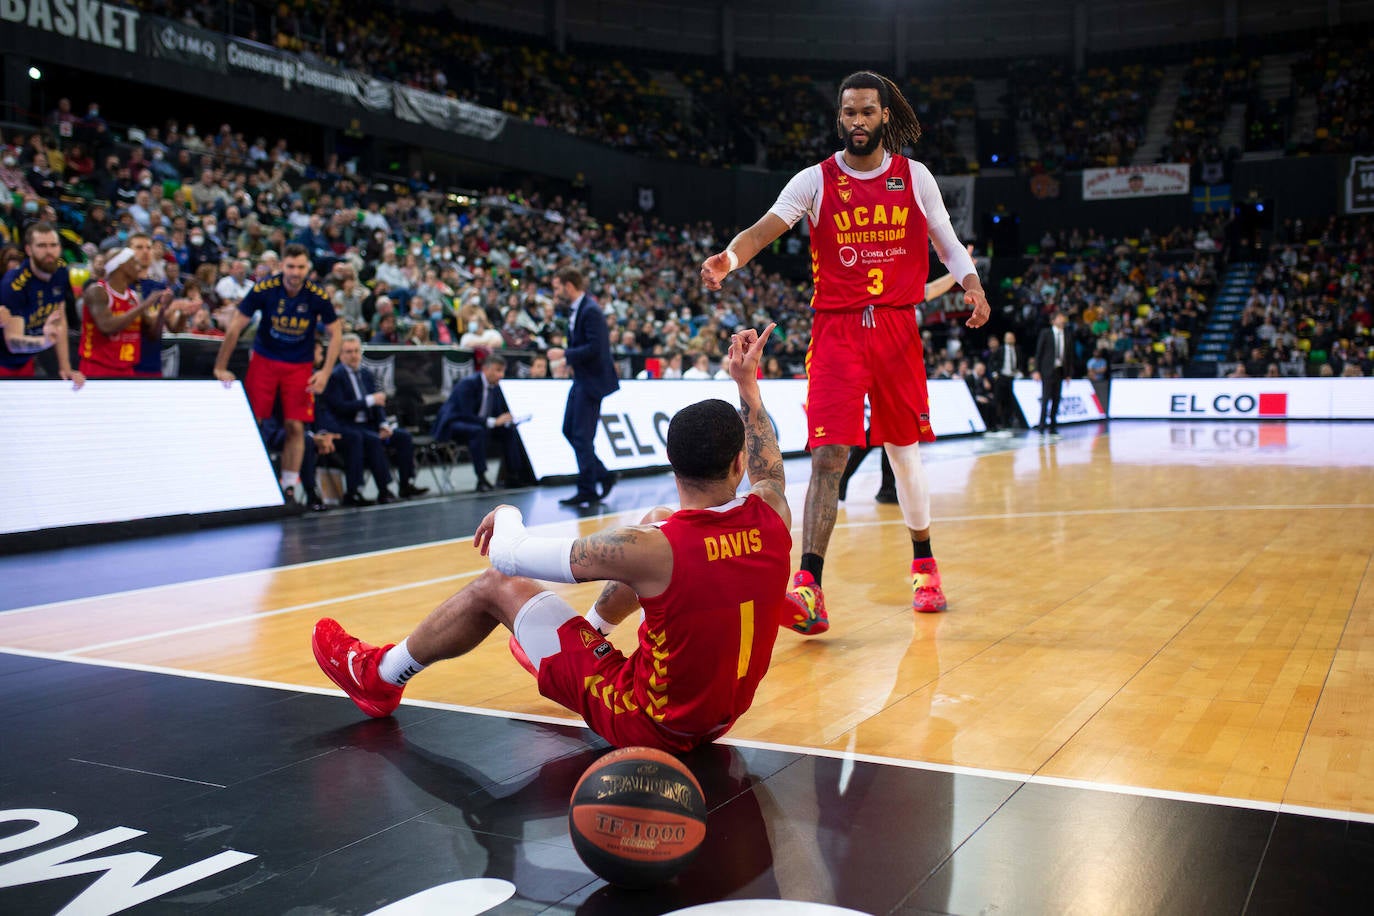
[0,361,37,378]
[244,353,315,422]
[535,616,695,753]
[804,306,934,449]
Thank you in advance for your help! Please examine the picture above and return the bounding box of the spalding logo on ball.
[568,746,708,888]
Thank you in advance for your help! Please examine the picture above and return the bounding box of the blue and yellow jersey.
[239,275,338,365]
[134,277,169,375]
[0,259,74,368]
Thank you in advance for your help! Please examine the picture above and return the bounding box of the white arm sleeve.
[488,507,577,583]
[930,222,978,283]
[766,164,824,229]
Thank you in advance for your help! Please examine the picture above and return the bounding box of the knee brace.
[884,442,931,531]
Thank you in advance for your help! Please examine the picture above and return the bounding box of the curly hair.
[837,70,922,151]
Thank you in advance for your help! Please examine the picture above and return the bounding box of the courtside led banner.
[1012,378,1107,427]
[1109,378,1374,420]
[502,379,986,480]
[0,381,283,536]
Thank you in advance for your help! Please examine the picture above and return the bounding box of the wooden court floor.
[4,420,1372,819]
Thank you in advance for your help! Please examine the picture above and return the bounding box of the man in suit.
[433,353,523,492]
[324,333,430,503]
[990,330,1022,433]
[1034,312,1074,434]
[545,266,619,507]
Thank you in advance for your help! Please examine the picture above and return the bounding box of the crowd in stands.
[1228,215,1374,377]
[133,0,975,174]
[1162,54,1256,163]
[1,99,825,379]
[1011,59,1160,172]
[992,219,1224,381]
[4,81,1371,407]
[122,1,1374,177]
[1291,39,1374,155]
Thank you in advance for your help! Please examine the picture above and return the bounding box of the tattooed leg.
[802,444,849,556]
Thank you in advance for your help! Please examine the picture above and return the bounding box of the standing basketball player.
[213,243,342,501]
[0,222,85,387]
[701,70,989,632]
[129,232,185,378]
[78,247,170,379]
[312,323,792,752]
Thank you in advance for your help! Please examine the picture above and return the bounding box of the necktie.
[479,383,491,420]
[348,369,366,422]
[1055,329,1063,366]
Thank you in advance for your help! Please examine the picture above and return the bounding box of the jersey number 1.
[737,600,754,678]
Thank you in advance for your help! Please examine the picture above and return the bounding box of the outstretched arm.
[475,506,674,598]
[700,213,790,291]
[727,322,790,528]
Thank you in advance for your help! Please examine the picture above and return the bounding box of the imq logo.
[1169,392,1288,417]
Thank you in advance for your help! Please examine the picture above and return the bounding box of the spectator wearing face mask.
[186,223,222,274]
[423,303,453,346]
[148,147,179,184]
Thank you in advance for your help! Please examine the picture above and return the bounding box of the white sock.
[378,638,425,686]
[280,471,300,490]
[586,608,613,636]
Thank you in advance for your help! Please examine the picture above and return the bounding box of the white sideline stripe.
[3,647,1371,826]
[58,570,485,656]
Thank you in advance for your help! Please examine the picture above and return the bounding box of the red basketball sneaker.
[312,618,404,717]
[783,570,829,635]
[508,634,538,676]
[911,558,947,613]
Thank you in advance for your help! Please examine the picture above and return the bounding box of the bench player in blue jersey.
[212,243,342,501]
[0,222,85,388]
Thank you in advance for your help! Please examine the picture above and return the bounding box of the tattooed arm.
[568,525,673,597]
[727,322,791,529]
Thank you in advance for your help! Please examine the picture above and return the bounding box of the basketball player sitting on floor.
[313,323,792,753]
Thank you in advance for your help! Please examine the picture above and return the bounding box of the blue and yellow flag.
[1193,184,1232,213]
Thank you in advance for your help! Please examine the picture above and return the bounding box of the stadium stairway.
[1193,261,1260,366]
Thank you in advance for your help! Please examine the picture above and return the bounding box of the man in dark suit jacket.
[433,352,524,492]
[323,334,429,503]
[989,330,1023,432]
[1034,312,1074,434]
[546,266,619,506]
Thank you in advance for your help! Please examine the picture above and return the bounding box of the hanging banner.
[1083,164,1191,201]
[393,84,508,141]
[223,37,391,110]
[147,18,225,72]
[934,174,975,238]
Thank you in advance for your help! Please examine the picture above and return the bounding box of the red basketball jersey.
[630,494,792,740]
[79,281,141,377]
[811,155,930,312]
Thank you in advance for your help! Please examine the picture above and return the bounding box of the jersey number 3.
[866,268,884,296]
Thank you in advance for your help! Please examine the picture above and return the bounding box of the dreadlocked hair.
[837,70,922,151]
